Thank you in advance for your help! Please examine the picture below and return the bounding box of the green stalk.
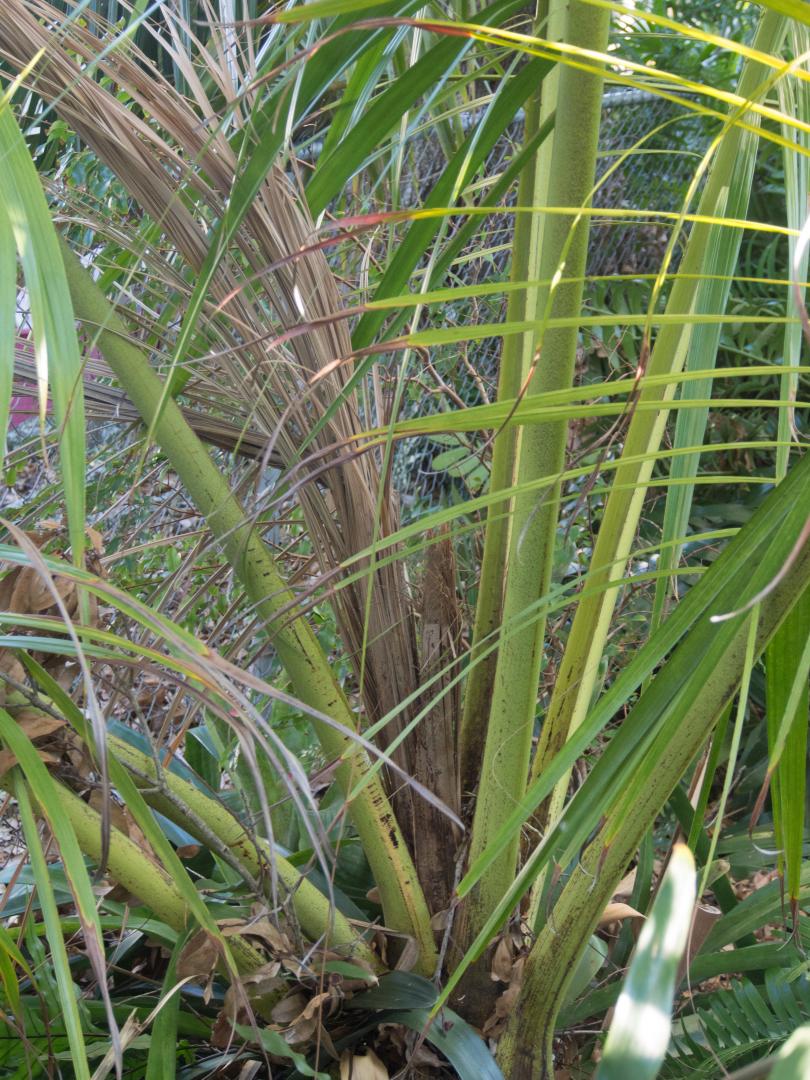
[461,0,610,942]
[765,25,810,920]
[776,23,810,482]
[109,735,380,970]
[527,9,788,824]
[766,584,810,916]
[52,782,267,978]
[458,8,551,799]
[57,236,436,975]
[497,535,810,1078]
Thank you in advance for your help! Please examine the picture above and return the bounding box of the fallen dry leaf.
[176,844,201,859]
[340,1047,389,1080]
[490,935,513,983]
[677,903,722,984]
[483,980,521,1039]
[177,929,220,982]
[85,526,104,555]
[0,554,100,692]
[298,989,332,1023]
[0,746,59,775]
[0,650,26,688]
[612,868,637,899]
[14,709,65,741]
[284,1014,317,1046]
[598,902,645,928]
[271,991,308,1027]
[393,935,419,973]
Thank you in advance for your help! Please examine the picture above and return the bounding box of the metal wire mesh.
[391,89,714,510]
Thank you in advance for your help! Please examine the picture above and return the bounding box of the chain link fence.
[390,86,720,511]
[389,0,760,508]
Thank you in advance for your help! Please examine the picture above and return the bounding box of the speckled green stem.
[58,235,436,974]
[462,0,611,947]
[110,735,380,969]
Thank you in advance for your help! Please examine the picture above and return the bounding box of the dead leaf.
[85,527,104,555]
[284,1015,317,1046]
[409,1042,443,1069]
[0,750,17,775]
[430,908,450,933]
[271,992,308,1027]
[0,573,15,612]
[483,980,521,1038]
[15,709,65,741]
[0,547,100,698]
[490,935,513,983]
[677,903,722,984]
[298,990,332,1023]
[393,936,419,973]
[8,567,74,615]
[612,868,637,899]
[0,650,25,688]
[36,521,61,538]
[239,917,292,955]
[229,965,286,1017]
[88,791,133,837]
[211,1007,243,1050]
[0,746,59,775]
[177,930,220,982]
[598,903,645,928]
[340,1047,389,1080]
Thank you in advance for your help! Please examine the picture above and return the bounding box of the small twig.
[433,837,470,987]
[121,759,264,895]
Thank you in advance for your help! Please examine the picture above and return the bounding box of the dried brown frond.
[1,2,426,829]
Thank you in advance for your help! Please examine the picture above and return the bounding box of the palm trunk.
[413,529,463,913]
[527,9,788,838]
[108,734,381,969]
[458,72,548,803]
[49,781,273,982]
[498,500,810,1075]
[58,236,437,975]
[460,0,611,950]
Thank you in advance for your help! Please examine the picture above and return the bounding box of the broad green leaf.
[598,845,696,1080]
[0,88,85,566]
[321,959,378,982]
[385,1008,504,1080]
[305,0,524,216]
[757,0,810,27]
[346,971,437,1010]
[564,936,609,1007]
[318,22,409,161]
[771,1024,810,1079]
[650,183,739,630]
[271,0,404,21]
[13,774,91,1080]
[766,584,810,905]
[348,974,503,1080]
[705,863,810,954]
[443,447,810,1003]
[0,202,14,460]
[233,1024,330,1078]
[145,933,187,1080]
